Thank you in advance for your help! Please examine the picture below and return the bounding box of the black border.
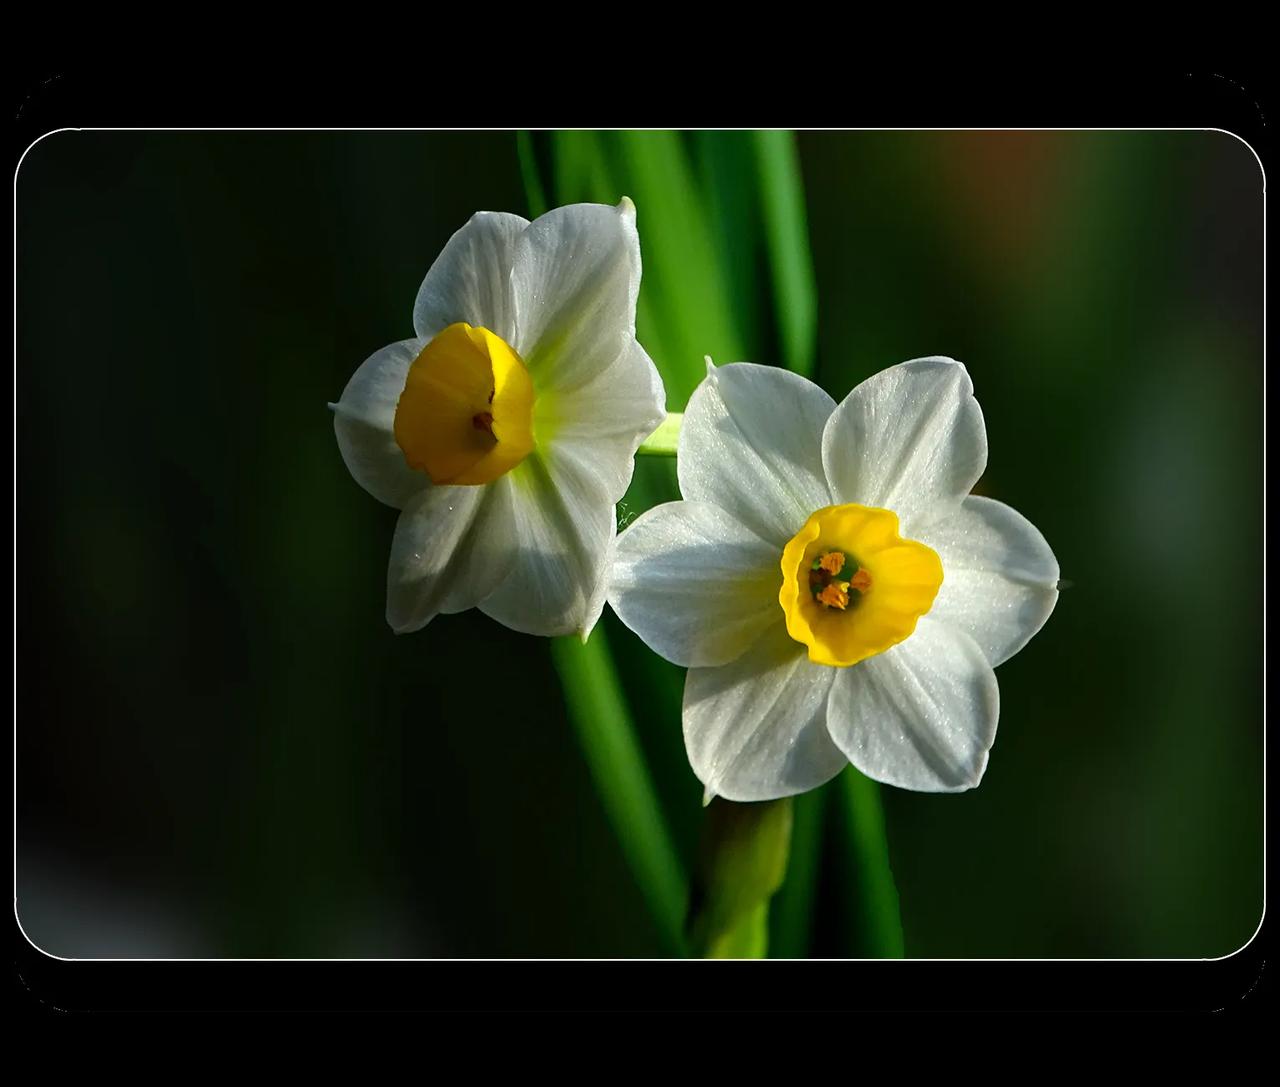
[12,940,1272,1014]
[10,66,1274,164]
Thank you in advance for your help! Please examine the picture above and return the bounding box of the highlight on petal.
[386,482,516,634]
[920,495,1060,667]
[330,337,428,509]
[477,444,618,639]
[412,211,529,344]
[683,625,846,802]
[678,362,834,547]
[825,617,999,792]
[821,357,987,534]
[508,201,642,394]
[610,501,783,669]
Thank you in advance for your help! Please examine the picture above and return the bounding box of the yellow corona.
[779,503,943,668]
[393,322,535,486]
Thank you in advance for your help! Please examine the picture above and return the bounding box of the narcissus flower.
[332,200,666,638]
[609,358,1059,800]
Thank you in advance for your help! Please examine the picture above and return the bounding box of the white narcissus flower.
[331,200,666,639]
[609,358,1059,800]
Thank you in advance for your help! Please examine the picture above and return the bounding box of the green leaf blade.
[551,633,688,956]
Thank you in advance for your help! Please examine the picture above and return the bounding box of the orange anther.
[817,583,850,610]
[819,551,846,575]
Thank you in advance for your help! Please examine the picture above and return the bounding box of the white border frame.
[12,126,1267,966]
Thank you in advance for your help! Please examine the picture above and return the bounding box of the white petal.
[826,617,999,792]
[412,211,529,343]
[482,335,663,640]
[534,337,667,502]
[508,201,641,393]
[921,496,1060,666]
[678,362,834,547]
[331,337,427,509]
[386,482,517,634]
[477,445,616,639]
[821,357,987,533]
[610,501,783,668]
[683,626,846,802]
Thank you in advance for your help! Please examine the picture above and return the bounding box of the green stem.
[637,412,683,457]
[687,797,793,958]
[551,632,688,956]
[768,787,829,958]
[839,769,905,957]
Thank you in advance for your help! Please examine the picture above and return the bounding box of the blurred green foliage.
[16,131,1262,958]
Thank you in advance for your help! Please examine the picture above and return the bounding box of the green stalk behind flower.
[519,129,904,959]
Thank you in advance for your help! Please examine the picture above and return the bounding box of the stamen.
[849,568,872,593]
[810,549,861,608]
[818,583,850,610]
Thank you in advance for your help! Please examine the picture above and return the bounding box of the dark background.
[16,131,1263,958]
